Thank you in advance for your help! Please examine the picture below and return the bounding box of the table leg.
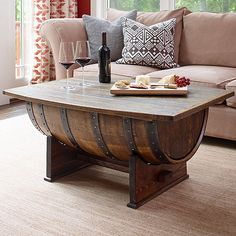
[128,154,189,209]
[44,136,90,182]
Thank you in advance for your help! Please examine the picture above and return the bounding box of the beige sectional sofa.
[40,8,236,141]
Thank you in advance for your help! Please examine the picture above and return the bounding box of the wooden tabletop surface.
[3,74,234,121]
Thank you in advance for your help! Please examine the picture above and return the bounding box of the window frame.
[15,0,33,84]
[90,0,108,18]
[160,0,175,10]
[16,0,24,79]
[90,0,175,17]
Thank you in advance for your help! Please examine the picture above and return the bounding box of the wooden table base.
[128,154,188,209]
[45,136,189,209]
[44,137,90,182]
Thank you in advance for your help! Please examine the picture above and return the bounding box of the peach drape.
[31,0,78,84]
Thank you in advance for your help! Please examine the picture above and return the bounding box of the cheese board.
[110,84,188,95]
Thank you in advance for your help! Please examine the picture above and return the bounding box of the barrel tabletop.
[3,74,234,121]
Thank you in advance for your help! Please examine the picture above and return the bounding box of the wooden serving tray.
[110,84,188,95]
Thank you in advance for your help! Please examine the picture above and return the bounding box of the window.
[91,0,173,18]
[15,0,22,78]
[15,0,33,80]
[107,0,175,12]
[109,0,160,12]
[175,0,236,12]
[107,0,236,13]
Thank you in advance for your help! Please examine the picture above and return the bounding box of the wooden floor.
[0,101,26,119]
[0,102,235,236]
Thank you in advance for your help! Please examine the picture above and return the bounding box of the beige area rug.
[0,113,235,236]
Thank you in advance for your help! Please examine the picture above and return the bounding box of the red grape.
[174,75,191,87]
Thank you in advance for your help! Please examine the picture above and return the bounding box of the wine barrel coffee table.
[3,75,234,209]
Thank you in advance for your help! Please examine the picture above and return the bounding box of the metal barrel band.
[26,102,45,135]
[123,118,157,165]
[60,108,82,151]
[123,117,139,154]
[37,104,51,136]
[146,120,169,164]
[90,112,116,160]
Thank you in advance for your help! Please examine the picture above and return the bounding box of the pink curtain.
[31,0,78,84]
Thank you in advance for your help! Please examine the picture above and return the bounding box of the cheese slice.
[135,75,150,85]
[157,74,176,85]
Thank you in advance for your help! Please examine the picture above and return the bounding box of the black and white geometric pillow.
[116,17,178,69]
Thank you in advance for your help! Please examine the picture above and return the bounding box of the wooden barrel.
[26,102,208,165]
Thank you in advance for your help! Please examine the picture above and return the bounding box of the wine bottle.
[98,32,111,83]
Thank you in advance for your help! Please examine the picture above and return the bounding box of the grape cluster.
[174,75,191,87]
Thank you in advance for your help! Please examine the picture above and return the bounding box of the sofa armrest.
[40,18,87,80]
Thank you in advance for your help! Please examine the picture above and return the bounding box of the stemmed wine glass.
[59,41,75,90]
[74,41,91,86]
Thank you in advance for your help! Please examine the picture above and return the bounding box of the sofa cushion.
[146,65,236,89]
[116,18,177,69]
[205,105,236,141]
[107,7,191,63]
[180,12,236,67]
[74,62,157,78]
[82,9,137,62]
[225,80,236,108]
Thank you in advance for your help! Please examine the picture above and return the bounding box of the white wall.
[0,1,17,105]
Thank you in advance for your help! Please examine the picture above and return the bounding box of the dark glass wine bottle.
[98,32,111,83]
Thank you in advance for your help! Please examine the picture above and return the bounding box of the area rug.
[0,114,235,236]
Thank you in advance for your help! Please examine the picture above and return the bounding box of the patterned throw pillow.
[116,18,178,69]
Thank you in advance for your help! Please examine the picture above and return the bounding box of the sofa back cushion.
[179,12,236,67]
[107,7,190,63]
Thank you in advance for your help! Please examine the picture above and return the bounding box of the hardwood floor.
[0,101,26,119]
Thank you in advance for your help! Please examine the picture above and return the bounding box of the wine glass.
[59,41,75,90]
[74,41,91,86]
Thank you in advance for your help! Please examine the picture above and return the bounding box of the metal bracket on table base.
[44,136,90,182]
[127,154,189,209]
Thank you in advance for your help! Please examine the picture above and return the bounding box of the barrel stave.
[32,104,51,136]
[67,110,106,158]
[157,109,207,162]
[43,106,74,147]
[132,119,161,164]
[99,114,130,161]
